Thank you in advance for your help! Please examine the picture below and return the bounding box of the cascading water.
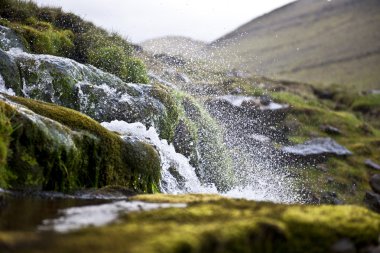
[101,120,217,194]
[0,25,302,204]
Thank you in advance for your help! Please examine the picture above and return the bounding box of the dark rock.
[259,95,271,106]
[369,174,380,194]
[320,192,344,205]
[321,125,342,135]
[313,87,335,99]
[154,53,186,66]
[365,159,380,171]
[0,49,22,94]
[282,138,352,163]
[331,238,356,253]
[364,191,380,212]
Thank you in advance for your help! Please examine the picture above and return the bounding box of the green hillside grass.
[211,0,380,91]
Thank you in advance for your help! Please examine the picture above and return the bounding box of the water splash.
[101,120,218,194]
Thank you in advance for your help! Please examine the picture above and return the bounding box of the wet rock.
[320,191,344,205]
[365,159,380,171]
[321,124,342,135]
[282,138,352,163]
[259,95,271,106]
[0,49,21,94]
[370,174,380,194]
[0,25,26,51]
[364,191,380,212]
[331,238,356,253]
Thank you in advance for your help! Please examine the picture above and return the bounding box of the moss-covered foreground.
[1,194,380,253]
[0,95,161,192]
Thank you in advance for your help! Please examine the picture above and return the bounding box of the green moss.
[1,195,379,253]
[0,96,161,193]
[0,102,13,188]
[351,94,380,111]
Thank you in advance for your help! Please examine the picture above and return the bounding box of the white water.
[101,120,218,194]
[0,74,15,96]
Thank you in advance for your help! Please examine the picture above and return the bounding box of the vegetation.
[0,0,149,83]
[1,194,380,253]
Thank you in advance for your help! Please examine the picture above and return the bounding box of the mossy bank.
[1,194,380,253]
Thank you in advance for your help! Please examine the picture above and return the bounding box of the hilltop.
[211,0,380,90]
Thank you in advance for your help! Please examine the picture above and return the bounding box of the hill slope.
[211,0,380,90]
[141,36,207,59]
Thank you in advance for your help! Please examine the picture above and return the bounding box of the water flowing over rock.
[101,120,217,194]
[0,29,234,192]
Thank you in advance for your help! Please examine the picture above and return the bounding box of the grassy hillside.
[211,0,380,91]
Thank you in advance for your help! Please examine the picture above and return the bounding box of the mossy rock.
[1,194,380,253]
[0,49,22,94]
[0,25,26,51]
[0,95,161,192]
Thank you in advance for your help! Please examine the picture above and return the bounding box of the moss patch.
[1,195,379,253]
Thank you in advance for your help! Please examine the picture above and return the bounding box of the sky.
[33,0,295,43]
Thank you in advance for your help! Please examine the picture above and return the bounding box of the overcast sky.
[33,0,295,43]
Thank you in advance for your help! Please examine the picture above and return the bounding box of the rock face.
[282,138,352,162]
[0,95,161,192]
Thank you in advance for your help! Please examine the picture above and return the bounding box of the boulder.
[364,191,380,213]
[282,138,352,163]
[370,174,380,194]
